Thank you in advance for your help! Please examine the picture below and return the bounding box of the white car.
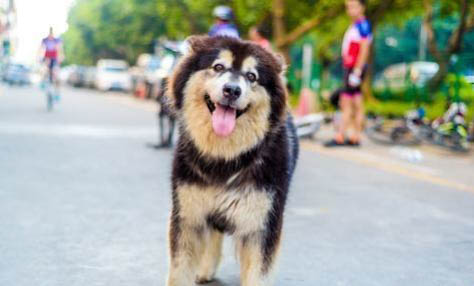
[95,59,132,92]
[374,61,439,92]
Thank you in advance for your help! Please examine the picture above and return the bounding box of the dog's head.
[168,36,287,160]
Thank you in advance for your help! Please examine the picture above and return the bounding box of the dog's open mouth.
[205,94,250,137]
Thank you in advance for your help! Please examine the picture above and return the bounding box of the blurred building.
[0,0,16,59]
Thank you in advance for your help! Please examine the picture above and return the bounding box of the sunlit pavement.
[1,84,473,286]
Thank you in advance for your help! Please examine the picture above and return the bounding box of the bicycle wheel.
[451,128,470,152]
[47,90,54,111]
[432,130,470,153]
[366,118,420,146]
[390,126,421,145]
[468,123,474,143]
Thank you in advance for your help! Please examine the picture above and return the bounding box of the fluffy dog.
[166,36,298,286]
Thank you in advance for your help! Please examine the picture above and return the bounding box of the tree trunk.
[275,4,345,50]
[362,41,376,102]
[429,59,449,91]
[272,0,290,61]
[424,0,472,91]
[362,1,399,103]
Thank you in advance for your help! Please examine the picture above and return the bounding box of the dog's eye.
[246,72,257,83]
[213,64,225,72]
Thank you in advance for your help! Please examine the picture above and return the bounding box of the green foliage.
[442,74,474,103]
[365,96,474,122]
[366,72,474,121]
[64,0,273,64]
[365,99,447,120]
[63,0,472,76]
[64,0,165,65]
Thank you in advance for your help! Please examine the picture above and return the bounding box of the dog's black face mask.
[168,36,288,159]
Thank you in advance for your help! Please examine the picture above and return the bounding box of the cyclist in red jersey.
[326,0,372,147]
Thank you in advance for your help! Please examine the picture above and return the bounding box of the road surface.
[1,85,473,286]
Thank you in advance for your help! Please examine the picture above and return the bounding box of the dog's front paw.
[196,274,214,284]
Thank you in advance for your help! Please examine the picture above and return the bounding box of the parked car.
[2,63,31,86]
[374,61,439,92]
[59,65,74,84]
[95,59,132,92]
[144,41,185,99]
[131,53,161,97]
[84,67,97,89]
[67,65,87,87]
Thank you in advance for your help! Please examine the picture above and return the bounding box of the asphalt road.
[1,85,473,286]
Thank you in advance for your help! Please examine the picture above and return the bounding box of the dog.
[166,35,299,286]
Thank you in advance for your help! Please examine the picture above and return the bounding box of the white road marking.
[0,123,156,139]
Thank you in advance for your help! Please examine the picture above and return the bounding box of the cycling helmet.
[213,6,234,21]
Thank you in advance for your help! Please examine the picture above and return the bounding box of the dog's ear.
[184,35,210,54]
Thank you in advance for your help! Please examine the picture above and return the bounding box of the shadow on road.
[207,278,239,286]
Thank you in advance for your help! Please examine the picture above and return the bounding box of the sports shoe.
[345,139,360,147]
[324,139,345,147]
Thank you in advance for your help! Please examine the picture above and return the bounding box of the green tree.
[155,0,270,39]
[423,0,474,90]
[63,0,473,98]
[64,0,165,65]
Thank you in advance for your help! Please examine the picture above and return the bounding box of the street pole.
[419,23,427,61]
[302,43,312,89]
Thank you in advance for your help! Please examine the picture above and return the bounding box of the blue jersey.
[209,23,239,38]
[42,37,62,59]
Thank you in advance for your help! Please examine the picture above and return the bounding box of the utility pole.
[0,0,16,59]
[419,23,427,61]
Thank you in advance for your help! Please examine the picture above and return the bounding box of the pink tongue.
[211,104,237,137]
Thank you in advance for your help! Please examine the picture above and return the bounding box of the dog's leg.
[237,230,281,286]
[196,230,223,284]
[167,216,204,286]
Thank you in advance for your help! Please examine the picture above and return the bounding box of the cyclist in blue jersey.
[209,6,239,38]
[39,27,64,109]
[40,27,64,83]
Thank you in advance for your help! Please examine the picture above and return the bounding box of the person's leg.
[54,62,61,98]
[325,68,355,147]
[167,115,176,146]
[336,94,353,143]
[351,94,364,143]
[325,94,352,147]
[48,59,54,83]
[159,112,165,144]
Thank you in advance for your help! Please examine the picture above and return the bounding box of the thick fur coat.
[166,36,298,286]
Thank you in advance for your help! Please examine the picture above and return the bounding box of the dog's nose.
[223,83,241,101]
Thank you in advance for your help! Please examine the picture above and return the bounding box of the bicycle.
[148,42,181,149]
[41,60,60,112]
[366,108,432,146]
[367,103,470,152]
[430,102,470,152]
[468,120,474,143]
[294,113,324,139]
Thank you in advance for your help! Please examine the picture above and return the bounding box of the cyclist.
[325,0,372,147]
[40,27,64,84]
[209,6,239,38]
[249,25,271,50]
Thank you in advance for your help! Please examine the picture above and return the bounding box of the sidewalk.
[303,124,474,194]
